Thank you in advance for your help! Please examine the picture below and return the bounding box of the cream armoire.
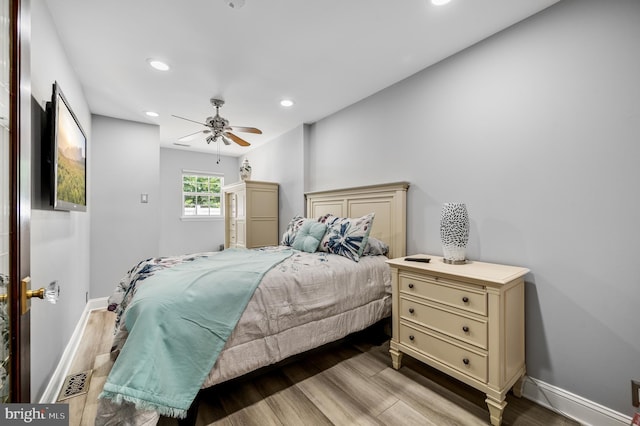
[223,180,279,249]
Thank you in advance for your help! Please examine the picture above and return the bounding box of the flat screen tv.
[47,81,87,212]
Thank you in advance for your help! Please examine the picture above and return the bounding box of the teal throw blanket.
[99,248,293,418]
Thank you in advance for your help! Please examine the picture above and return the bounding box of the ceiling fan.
[172,98,262,147]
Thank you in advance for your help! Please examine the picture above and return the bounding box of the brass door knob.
[21,278,59,314]
[26,287,46,299]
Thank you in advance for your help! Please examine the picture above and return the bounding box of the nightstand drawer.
[400,297,488,349]
[399,274,487,316]
[399,323,488,383]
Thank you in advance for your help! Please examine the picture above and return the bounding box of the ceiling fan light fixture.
[147,59,170,71]
[280,99,294,107]
[173,97,259,148]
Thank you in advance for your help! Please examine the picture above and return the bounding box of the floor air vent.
[58,370,92,401]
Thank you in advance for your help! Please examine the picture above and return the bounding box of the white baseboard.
[522,376,632,426]
[39,299,633,426]
[38,297,109,403]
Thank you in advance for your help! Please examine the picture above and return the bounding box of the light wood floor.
[60,309,579,426]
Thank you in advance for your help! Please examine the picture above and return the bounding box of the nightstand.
[386,255,529,426]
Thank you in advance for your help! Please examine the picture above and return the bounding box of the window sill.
[180,216,225,222]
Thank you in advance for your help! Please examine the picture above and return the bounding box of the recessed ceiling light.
[147,59,170,71]
[145,111,159,117]
[280,99,294,107]
[226,0,245,8]
[431,0,451,5]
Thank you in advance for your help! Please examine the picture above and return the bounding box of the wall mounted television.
[46,81,87,212]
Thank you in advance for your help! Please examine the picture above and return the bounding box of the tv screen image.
[50,82,87,212]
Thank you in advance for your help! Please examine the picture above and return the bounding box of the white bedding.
[203,248,391,387]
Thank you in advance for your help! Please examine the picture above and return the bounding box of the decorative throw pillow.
[291,220,327,253]
[319,213,375,261]
[362,237,389,256]
[317,215,340,252]
[281,215,305,246]
[317,213,333,224]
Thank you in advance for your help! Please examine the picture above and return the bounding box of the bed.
[95,182,409,426]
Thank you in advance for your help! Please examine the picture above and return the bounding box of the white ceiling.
[45,0,560,156]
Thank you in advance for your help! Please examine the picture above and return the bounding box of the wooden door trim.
[9,0,31,402]
[9,0,21,401]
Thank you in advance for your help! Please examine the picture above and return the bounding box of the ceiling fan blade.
[171,114,210,127]
[178,129,211,142]
[228,126,262,135]
[223,131,251,147]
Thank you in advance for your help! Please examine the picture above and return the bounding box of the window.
[182,172,224,218]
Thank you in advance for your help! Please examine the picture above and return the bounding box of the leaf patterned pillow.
[281,215,306,246]
[318,213,375,261]
[317,215,339,252]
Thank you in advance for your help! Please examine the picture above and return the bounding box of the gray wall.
[239,124,307,237]
[30,2,92,400]
[90,144,238,296]
[159,148,237,256]
[90,116,160,298]
[307,0,639,416]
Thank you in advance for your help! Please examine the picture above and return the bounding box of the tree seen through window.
[182,173,223,217]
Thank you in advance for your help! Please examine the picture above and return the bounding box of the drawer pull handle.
[408,308,415,314]
[408,283,414,289]
[462,326,469,333]
[463,358,470,365]
[409,335,415,341]
[462,296,469,303]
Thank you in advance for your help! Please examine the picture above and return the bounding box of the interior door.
[1,0,31,403]
[0,0,12,403]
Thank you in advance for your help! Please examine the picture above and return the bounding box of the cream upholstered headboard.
[305,182,409,259]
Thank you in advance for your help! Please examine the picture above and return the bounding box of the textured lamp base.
[443,258,467,265]
[440,202,469,265]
